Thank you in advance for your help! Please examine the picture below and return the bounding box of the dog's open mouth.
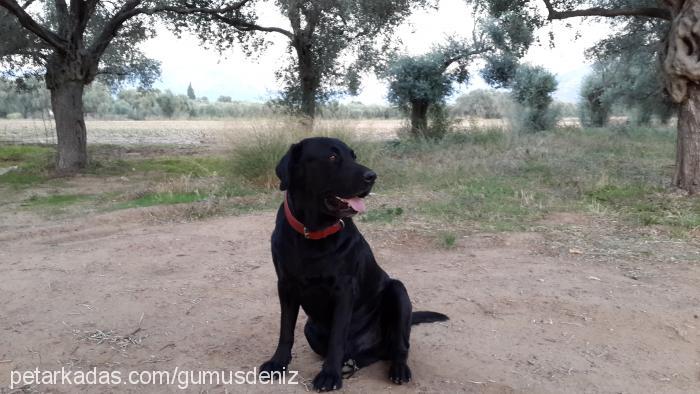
[325,190,370,216]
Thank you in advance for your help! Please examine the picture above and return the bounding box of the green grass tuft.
[438,232,457,249]
[0,145,53,187]
[360,207,403,223]
[117,192,209,209]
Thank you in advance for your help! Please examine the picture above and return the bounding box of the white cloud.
[141,1,612,104]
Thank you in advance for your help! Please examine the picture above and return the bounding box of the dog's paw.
[389,362,412,384]
[312,369,342,392]
[258,360,287,382]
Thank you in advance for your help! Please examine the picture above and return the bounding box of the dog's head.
[276,137,376,218]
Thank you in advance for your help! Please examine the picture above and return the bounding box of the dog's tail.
[411,311,449,325]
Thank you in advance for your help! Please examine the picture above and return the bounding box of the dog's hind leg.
[381,279,413,384]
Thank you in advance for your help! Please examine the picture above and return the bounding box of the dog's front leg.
[312,280,354,392]
[259,281,299,378]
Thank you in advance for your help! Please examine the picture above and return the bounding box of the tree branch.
[542,0,671,21]
[0,0,67,51]
[89,0,291,60]
[87,0,142,59]
[442,46,493,71]
[70,0,99,44]
[210,13,294,38]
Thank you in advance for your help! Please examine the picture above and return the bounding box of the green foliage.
[4,126,698,234]
[0,77,402,120]
[585,14,676,125]
[320,101,402,119]
[475,0,676,124]
[451,89,511,118]
[1,2,161,89]
[83,82,114,117]
[387,53,457,112]
[180,0,432,116]
[438,232,457,248]
[0,145,53,187]
[0,77,50,118]
[117,192,208,209]
[510,64,559,132]
[86,155,227,178]
[579,68,613,127]
[425,104,457,140]
[359,207,404,223]
[229,132,295,189]
[227,125,383,190]
[475,4,542,87]
[385,38,482,138]
[187,83,196,100]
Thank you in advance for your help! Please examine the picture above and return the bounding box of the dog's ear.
[275,143,302,191]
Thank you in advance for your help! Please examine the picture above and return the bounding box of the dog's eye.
[329,154,338,162]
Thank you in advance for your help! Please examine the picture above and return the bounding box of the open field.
[1,121,699,393]
[0,119,411,146]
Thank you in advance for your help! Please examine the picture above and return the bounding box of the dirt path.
[0,208,698,393]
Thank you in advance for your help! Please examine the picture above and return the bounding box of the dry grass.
[0,118,408,146]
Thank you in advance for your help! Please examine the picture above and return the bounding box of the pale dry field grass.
[0,118,411,146]
[0,117,526,148]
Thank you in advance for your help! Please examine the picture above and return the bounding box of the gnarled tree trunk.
[664,0,700,194]
[46,53,91,173]
[410,101,429,136]
[50,80,87,173]
[294,38,318,131]
[673,83,700,193]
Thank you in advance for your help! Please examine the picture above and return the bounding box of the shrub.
[6,112,23,119]
[579,72,612,127]
[510,64,559,132]
[228,120,383,189]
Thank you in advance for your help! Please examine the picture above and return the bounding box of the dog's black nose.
[363,170,377,183]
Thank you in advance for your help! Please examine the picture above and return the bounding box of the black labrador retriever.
[259,137,448,391]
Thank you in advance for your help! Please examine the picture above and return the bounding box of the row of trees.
[0,78,403,120]
[578,9,677,128]
[474,0,699,194]
[0,0,437,172]
[2,0,700,193]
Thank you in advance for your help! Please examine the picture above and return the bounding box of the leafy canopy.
[0,1,164,89]
[510,64,559,131]
[175,0,434,113]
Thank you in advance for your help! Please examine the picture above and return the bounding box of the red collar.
[284,192,345,240]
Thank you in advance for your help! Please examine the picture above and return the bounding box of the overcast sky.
[140,0,611,104]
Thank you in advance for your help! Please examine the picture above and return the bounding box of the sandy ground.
[0,205,698,394]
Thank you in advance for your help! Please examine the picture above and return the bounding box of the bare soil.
[0,203,698,394]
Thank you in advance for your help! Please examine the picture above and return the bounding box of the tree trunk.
[410,101,429,136]
[50,80,87,173]
[299,77,316,131]
[294,37,317,131]
[673,83,700,194]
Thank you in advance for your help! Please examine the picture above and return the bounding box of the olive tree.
[585,17,676,125]
[176,0,432,127]
[385,38,492,137]
[384,4,538,138]
[511,64,559,131]
[0,0,250,173]
[473,0,700,193]
[579,68,612,127]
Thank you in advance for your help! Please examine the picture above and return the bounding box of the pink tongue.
[344,197,366,213]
